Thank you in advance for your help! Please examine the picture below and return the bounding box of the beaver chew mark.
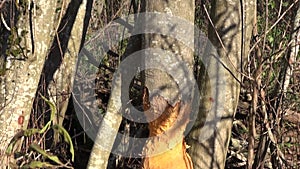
[142,87,193,169]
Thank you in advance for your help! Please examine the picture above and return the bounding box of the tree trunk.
[186,1,255,168]
[0,0,58,166]
[44,0,89,135]
[0,0,89,167]
[141,0,195,169]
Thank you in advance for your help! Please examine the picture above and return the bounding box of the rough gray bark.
[46,0,88,145]
[186,0,255,168]
[47,0,87,127]
[143,0,195,105]
[0,1,58,166]
[0,0,89,167]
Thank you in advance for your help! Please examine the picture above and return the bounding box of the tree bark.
[141,0,195,169]
[0,0,58,166]
[44,0,89,143]
[0,0,89,167]
[186,1,255,168]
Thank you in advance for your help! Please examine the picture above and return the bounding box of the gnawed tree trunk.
[141,0,195,169]
[87,0,196,168]
[186,1,255,168]
[142,90,193,169]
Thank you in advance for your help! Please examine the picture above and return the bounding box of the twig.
[0,0,7,9]
[1,12,10,31]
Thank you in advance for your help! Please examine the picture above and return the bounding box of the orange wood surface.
[142,87,193,169]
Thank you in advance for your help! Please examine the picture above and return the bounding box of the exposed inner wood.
[142,87,193,169]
